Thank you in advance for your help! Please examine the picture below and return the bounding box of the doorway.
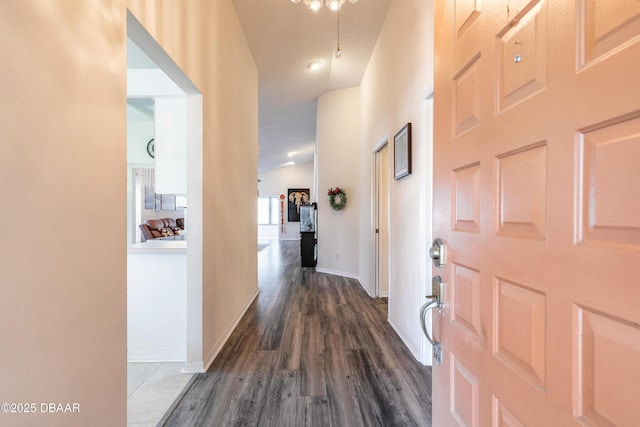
[374,138,390,298]
[127,10,203,372]
[126,12,204,424]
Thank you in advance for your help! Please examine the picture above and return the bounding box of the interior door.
[432,1,640,425]
[376,143,390,297]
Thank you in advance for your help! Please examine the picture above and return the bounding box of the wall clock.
[146,138,155,159]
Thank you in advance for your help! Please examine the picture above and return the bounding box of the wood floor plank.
[300,318,326,396]
[162,240,432,426]
[296,396,331,427]
[257,370,300,427]
[275,310,303,370]
[163,398,207,427]
[323,333,364,427]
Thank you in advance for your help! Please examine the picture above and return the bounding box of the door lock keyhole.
[429,238,446,268]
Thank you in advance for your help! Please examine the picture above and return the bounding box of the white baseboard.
[127,350,186,363]
[357,278,375,298]
[279,237,299,241]
[181,362,205,374]
[387,314,421,363]
[202,288,260,371]
[315,267,359,280]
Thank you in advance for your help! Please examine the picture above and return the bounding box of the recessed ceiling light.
[328,0,344,10]
[307,60,323,71]
[309,0,322,11]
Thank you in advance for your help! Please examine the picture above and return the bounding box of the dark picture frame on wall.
[287,188,310,222]
[394,122,412,180]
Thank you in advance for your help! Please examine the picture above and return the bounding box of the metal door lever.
[420,276,443,365]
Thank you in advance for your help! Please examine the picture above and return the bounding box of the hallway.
[162,240,432,426]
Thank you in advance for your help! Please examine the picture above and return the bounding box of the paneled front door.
[432,0,640,425]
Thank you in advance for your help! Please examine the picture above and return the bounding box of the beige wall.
[317,87,360,277]
[0,1,127,425]
[359,0,434,356]
[0,0,257,425]
[128,0,259,369]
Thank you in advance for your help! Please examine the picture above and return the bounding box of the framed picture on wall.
[144,186,155,210]
[394,122,412,180]
[287,188,310,222]
[161,194,176,210]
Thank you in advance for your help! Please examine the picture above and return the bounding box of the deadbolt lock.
[429,238,446,268]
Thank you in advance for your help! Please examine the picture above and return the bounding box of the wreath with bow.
[327,187,347,211]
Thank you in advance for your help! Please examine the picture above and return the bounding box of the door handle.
[420,276,443,365]
[429,238,446,268]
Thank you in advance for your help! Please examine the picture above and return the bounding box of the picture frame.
[144,185,155,210]
[394,122,412,180]
[161,194,176,211]
[287,188,310,222]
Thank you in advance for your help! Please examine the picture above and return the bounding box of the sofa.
[139,218,184,241]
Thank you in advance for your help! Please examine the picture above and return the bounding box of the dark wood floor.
[162,240,432,426]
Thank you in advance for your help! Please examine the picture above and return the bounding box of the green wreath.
[327,187,347,211]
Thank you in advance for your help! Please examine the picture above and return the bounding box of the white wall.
[127,251,187,361]
[127,105,155,243]
[317,87,360,278]
[359,0,434,360]
[154,97,187,194]
[127,104,154,165]
[259,161,314,240]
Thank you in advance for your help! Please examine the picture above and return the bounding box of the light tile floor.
[127,362,194,426]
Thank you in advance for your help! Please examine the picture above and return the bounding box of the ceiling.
[232,0,391,174]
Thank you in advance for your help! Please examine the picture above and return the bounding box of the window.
[258,197,280,225]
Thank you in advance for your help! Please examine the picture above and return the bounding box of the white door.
[432,0,640,425]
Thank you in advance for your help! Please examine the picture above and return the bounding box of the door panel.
[433,0,640,425]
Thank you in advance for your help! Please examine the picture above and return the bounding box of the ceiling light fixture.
[327,0,344,10]
[290,0,358,12]
[307,60,323,71]
[290,0,358,59]
[304,0,322,11]
[334,4,342,59]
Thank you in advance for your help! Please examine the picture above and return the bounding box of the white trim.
[422,86,434,101]
[279,237,300,241]
[371,132,390,153]
[372,133,390,299]
[315,267,359,280]
[127,350,186,363]
[358,278,376,298]
[419,88,435,366]
[185,93,204,371]
[202,289,260,371]
[127,12,200,94]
